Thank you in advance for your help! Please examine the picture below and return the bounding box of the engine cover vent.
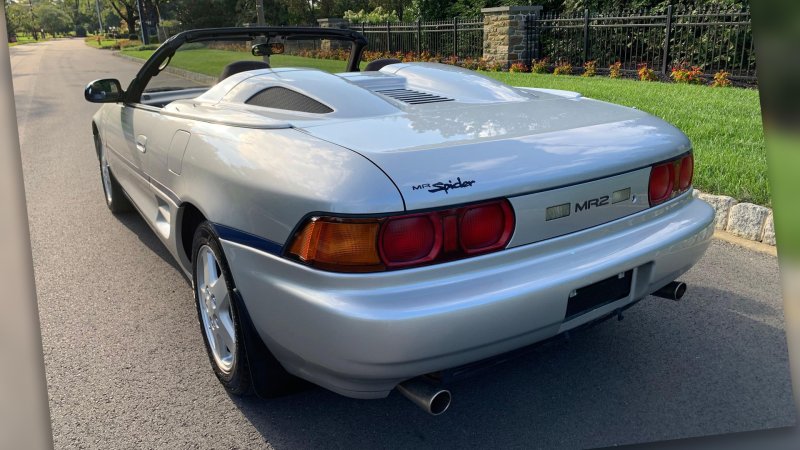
[375,88,454,105]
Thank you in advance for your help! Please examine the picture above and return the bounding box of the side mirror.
[84,79,124,103]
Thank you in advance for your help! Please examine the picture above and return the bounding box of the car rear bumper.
[221,194,714,399]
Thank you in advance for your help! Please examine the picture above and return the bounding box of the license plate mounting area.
[565,270,633,320]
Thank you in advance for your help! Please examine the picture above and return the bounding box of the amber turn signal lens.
[288,219,382,270]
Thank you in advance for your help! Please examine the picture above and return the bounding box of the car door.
[103,103,171,229]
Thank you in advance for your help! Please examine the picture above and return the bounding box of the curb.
[693,189,775,247]
[108,50,777,250]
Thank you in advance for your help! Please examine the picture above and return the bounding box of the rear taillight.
[459,201,515,254]
[648,152,694,206]
[287,199,515,272]
[677,154,694,191]
[648,163,674,205]
[379,214,441,267]
[287,219,383,272]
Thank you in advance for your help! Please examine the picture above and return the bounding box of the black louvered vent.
[246,87,333,114]
[375,88,454,105]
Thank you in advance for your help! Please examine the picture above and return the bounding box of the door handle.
[136,135,147,153]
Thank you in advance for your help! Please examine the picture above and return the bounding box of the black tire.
[191,221,300,397]
[95,133,132,214]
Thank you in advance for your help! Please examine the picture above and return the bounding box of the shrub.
[461,57,479,70]
[637,63,658,81]
[509,61,529,73]
[487,60,503,72]
[531,58,550,74]
[178,42,206,51]
[671,63,704,84]
[131,44,160,51]
[361,50,382,62]
[401,51,416,62]
[609,61,622,79]
[553,61,573,75]
[116,39,142,49]
[344,6,399,24]
[443,55,459,66]
[711,70,732,87]
[582,60,596,77]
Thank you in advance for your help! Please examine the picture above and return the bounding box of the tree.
[35,3,74,36]
[106,0,138,35]
[174,0,238,28]
[6,1,36,37]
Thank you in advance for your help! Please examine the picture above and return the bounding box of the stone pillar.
[317,18,350,29]
[317,18,351,52]
[481,5,542,68]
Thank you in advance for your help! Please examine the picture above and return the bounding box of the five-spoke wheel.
[196,244,237,374]
[191,221,252,394]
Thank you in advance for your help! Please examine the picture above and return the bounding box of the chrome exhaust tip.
[396,378,452,416]
[652,281,687,301]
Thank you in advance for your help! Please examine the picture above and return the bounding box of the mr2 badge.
[546,187,632,221]
[412,177,477,194]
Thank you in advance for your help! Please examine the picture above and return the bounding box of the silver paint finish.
[91,62,714,399]
[507,167,651,247]
[378,63,536,103]
[222,196,714,398]
[167,130,191,175]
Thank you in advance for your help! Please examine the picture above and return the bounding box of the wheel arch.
[91,121,101,160]
[177,202,208,268]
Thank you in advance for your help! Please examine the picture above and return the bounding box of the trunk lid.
[298,96,691,211]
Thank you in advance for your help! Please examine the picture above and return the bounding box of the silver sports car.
[85,27,714,415]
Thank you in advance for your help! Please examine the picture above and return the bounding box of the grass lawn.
[122,48,359,75]
[8,35,50,47]
[118,48,768,206]
[85,38,121,49]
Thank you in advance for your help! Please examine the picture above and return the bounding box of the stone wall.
[481,6,542,69]
[694,190,776,246]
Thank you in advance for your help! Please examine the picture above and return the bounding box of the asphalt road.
[10,39,796,449]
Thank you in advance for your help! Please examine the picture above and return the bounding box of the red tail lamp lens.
[459,201,514,254]
[678,154,694,191]
[649,163,674,206]
[380,215,440,266]
[286,199,515,272]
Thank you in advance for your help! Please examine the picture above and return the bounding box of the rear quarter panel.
[173,124,405,251]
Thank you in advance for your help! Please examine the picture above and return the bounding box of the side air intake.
[375,88,454,105]
[246,87,333,114]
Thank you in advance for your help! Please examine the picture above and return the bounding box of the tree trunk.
[125,17,136,35]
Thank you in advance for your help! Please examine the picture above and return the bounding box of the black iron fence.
[533,5,755,79]
[152,6,754,79]
[348,17,483,58]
